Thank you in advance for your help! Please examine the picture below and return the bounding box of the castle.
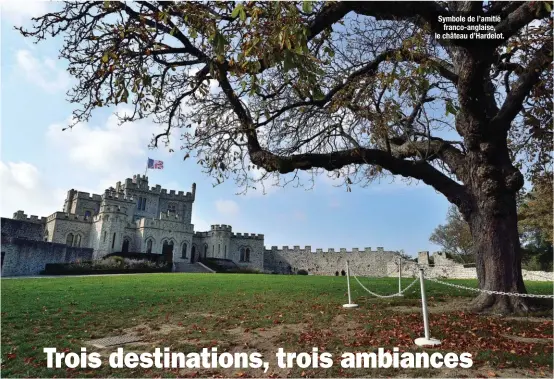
[1,174,401,277]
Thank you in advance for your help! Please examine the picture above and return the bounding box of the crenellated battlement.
[265,246,388,254]
[211,224,232,232]
[102,190,135,203]
[121,175,194,201]
[232,232,264,239]
[76,191,102,201]
[159,212,183,221]
[47,212,91,222]
[12,211,47,223]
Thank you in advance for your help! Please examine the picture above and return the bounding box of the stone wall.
[264,246,399,276]
[1,217,45,241]
[1,237,93,276]
[387,252,554,282]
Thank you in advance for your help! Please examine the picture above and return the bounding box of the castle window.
[74,235,82,247]
[204,244,208,258]
[141,197,146,211]
[137,198,142,210]
[240,247,250,262]
[84,211,91,220]
[122,238,130,253]
[224,245,226,258]
[146,239,153,254]
[181,243,187,258]
[112,233,116,249]
[103,231,107,243]
[218,244,220,254]
[44,229,49,242]
[66,233,74,246]
[168,203,176,213]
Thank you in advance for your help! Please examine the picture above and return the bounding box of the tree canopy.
[19,1,552,195]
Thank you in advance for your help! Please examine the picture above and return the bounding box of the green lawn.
[1,274,552,378]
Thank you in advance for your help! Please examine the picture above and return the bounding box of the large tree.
[19,1,552,313]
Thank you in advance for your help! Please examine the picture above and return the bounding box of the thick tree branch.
[494,2,551,46]
[491,42,553,131]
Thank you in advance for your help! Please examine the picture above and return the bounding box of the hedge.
[42,262,172,275]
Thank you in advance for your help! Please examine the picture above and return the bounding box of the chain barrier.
[425,276,554,299]
[351,270,420,298]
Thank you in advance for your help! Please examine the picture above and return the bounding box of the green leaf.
[302,1,313,13]
[231,4,243,19]
[101,54,109,63]
[445,100,457,116]
[239,9,247,22]
[283,51,295,72]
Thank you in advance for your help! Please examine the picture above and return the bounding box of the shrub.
[42,258,171,275]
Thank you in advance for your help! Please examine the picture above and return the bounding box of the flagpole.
[144,160,148,177]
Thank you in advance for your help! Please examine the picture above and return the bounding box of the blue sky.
[0,1,452,255]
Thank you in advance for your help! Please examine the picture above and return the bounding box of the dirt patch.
[390,298,469,314]
[225,323,310,377]
[502,334,553,344]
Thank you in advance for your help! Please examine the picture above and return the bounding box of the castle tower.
[209,224,232,259]
[94,190,136,257]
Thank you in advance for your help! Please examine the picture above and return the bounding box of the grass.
[1,274,552,378]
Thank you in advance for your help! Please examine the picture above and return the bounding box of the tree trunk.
[467,191,548,314]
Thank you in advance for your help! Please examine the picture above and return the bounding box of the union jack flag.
[147,158,164,169]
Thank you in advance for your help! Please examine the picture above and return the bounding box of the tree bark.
[466,189,550,314]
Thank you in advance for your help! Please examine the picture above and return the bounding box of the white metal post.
[397,257,403,296]
[414,268,441,346]
[343,260,358,308]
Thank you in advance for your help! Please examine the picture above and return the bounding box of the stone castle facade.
[2,174,552,281]
[1,174,400,276]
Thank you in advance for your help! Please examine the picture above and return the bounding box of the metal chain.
[426,277,554,299]
[351,272,420,298]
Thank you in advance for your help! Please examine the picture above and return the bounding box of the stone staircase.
[173,262,215,273]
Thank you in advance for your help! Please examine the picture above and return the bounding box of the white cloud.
[46,109,153,180]
[215,199,239,216]
[15,49,70,93]
[0,161,65,218]
[0,0,49,24]
[191,208,211,232]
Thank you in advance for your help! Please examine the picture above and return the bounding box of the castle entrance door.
[162,241,174,263]
[191,245,197,263]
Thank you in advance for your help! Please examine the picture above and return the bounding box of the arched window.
[218,244,220,255]
[74,234,82,247]
[146,239,153,254]
[341,270,346,276]
[84,211,91,220]
[245,248,250,262]
[66,233,74,246]
[240,247,245,262]
[204,244,208,258]
[103,231,107,243]
[111,233,116,249]
[224,245,227,258]
[142,197,146,211]
[122,238,130,253]
[181,243,187,258]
